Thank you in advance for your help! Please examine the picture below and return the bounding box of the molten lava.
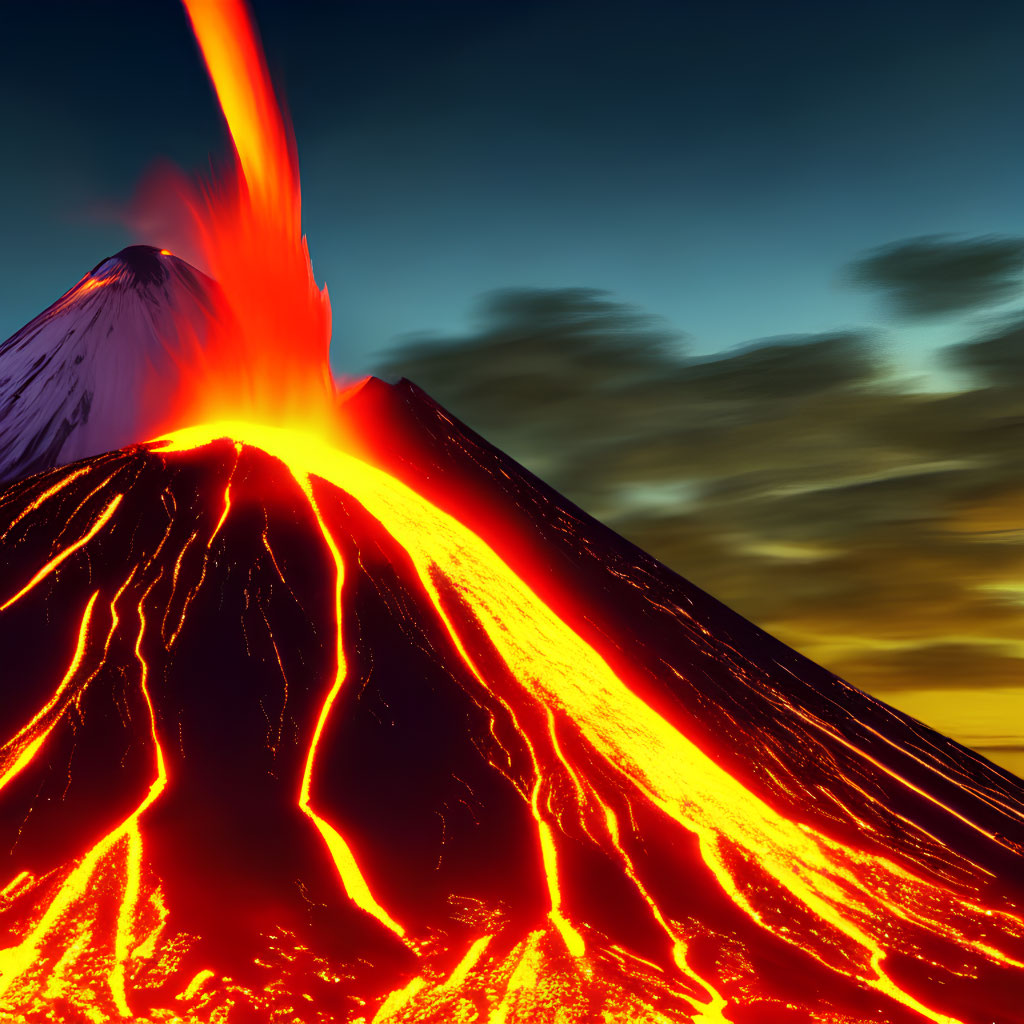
[0,0,1022,1021]
[0,384,1021,1022]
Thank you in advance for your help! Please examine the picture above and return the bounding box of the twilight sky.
[2,0,1024,380]
[3,0,1024,774]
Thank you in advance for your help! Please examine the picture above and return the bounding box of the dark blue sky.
[2,0,1023,379]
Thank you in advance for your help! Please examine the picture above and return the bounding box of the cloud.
[376,287,1024,773]
[946,314,1024,386]
[846,235,1024,318]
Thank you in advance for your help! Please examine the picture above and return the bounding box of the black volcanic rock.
[0,377,1020,1023]
[0,245,215,486]
[89,245,168,287]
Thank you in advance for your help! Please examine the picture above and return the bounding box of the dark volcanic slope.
[0,246,215,486]
[0,379,1021,1024]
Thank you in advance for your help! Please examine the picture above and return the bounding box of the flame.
[166,0,334,433]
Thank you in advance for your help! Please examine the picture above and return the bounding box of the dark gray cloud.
[376,288,1024,776]
[946,314,1024,386]
[847,235,1024,318]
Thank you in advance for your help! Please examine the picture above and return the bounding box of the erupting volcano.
[0,2,1022,1022]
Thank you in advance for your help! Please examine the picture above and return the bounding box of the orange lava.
[0,420,1022,1020]
[172,0,335,433]
[148,421,1021,1024]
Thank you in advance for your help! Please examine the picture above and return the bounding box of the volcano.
[0,246,215,487]
[0,281,1022,1020]
[2,0,1023,1018]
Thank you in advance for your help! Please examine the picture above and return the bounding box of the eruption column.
[173,0,333,430]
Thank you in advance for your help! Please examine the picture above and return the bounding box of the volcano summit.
[0,246,214,487]
[0,255,1021,1022]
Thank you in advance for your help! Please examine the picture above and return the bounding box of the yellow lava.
[1,416,1020,1020]
[181,0,292,211]
[152,420,1024,1024]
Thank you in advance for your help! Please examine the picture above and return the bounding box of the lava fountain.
[0,2,1022,1022]
[172,0,335,433]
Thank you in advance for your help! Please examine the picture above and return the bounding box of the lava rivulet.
[0,387,1021,1022]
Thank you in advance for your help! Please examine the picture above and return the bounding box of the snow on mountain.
[0,245,215,485]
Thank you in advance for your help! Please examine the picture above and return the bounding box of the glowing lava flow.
[296,474,408,941]
[0,593,98,795]
[0,413,1021,1021]
[152,420,1024,1024]
[0,560,169,1016]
